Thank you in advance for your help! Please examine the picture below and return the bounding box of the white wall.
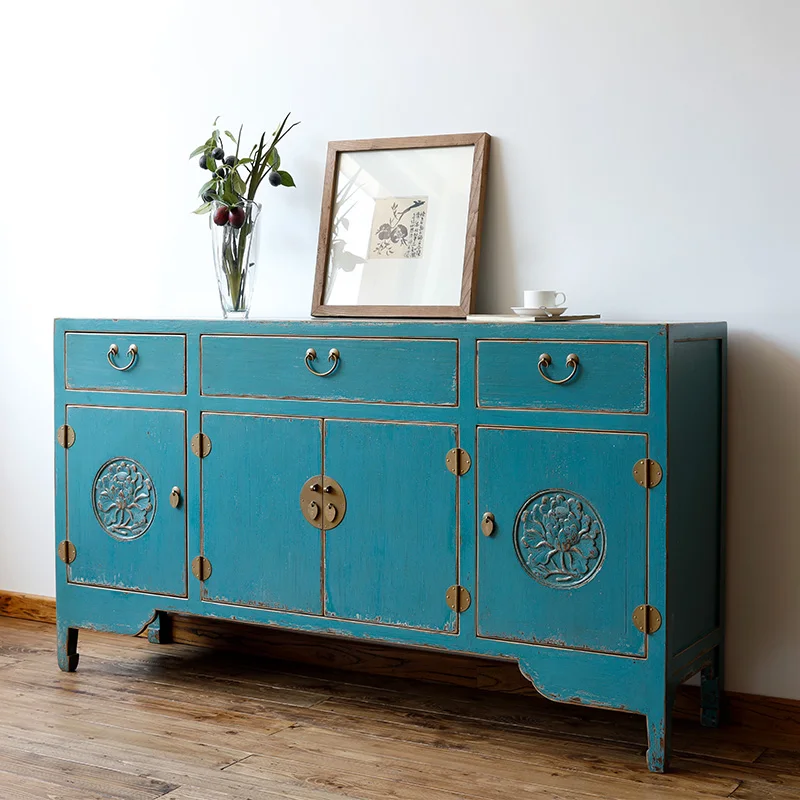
[1,0,798,699]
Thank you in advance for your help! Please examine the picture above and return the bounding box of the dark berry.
[201,191,214,203]
[229,206,246,228]
[216,167,226,177]
[224,155,235,167]
[268,170,282,186]
[213,205,230,226]
[211,147,224,159]
[199,154,208,169]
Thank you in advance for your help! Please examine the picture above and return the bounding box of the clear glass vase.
[209,200,262,318]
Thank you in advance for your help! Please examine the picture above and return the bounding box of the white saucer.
[511,306,568,318]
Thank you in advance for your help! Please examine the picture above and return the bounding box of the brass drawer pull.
[537,352,579,385]
[107,343,138,372]
[305,347,340,377]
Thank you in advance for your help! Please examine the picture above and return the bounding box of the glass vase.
[209,200,262,318]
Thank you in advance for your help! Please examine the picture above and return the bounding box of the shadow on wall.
[474,138,522,315]
[725,329,800,697]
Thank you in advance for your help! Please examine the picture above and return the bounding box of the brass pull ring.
[107,343,138,372]
[305,347,340,377]
[538,353,580,385]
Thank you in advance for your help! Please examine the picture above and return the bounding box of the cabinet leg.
[146,612,172,645]
[646,690,675,773]
[701,648,723,728]
[57,623,79,672]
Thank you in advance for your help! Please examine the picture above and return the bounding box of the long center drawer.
[201,335,459,405]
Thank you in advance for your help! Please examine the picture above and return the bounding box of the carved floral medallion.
[93,458,156,540]
[514,490,605,589]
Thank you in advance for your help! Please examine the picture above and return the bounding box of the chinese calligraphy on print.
[368,196,428,259]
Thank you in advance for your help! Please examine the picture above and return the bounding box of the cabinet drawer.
[65,333,186,394]
[201,336,458,405]
[477,340,647,413]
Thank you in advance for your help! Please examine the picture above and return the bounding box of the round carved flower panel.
[93,458,156,540]
[514,490,605,589]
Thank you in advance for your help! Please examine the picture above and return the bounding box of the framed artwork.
[312,133,490,318]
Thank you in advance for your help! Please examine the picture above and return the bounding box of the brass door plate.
[481,512,496,537]
[446,585,471,613]
[300,475,347,530]
[169,487,181,509]
[632,604,662,634]
[56,425,75,448]
[191,433,212,458]
[446,448,472,476]
[58,541,76,564]
[191,555,212,581]
[633,458,663,488]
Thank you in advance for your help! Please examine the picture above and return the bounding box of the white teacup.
[524,290,567,309]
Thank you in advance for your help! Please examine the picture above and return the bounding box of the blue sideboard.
[53,318,726,772]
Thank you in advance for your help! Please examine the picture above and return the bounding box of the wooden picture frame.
[312,133,490,318]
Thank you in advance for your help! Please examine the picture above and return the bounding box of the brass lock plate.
[191,433,212,458]
[300,475,346,530]
[632,604,662,634]
[191,555,212,581]
[481,512,496,537]
[169,487,181,509]
[633,458,663,488]
[446,448,472,476]
[58,540,76,564]
[56,425,75,448]
[446,585,471,613]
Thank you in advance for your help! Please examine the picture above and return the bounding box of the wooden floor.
[0,618,798,799]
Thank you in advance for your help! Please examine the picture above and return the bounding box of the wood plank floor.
[0,617,798,799]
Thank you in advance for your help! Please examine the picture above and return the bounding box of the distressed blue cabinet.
[200,413,323,614]
[62,405,187,596]
[477,426,648,656]
[322,420,459,632]
[54,318,726,772]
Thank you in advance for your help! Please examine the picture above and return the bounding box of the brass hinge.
[446,448,472,476]
[57,540,76,564]
[632,604,662,634]
[633,458,663,488]
[56,425,75,448]
[191,433,212,458]
[191,555,212,581]
[446,585,471,613]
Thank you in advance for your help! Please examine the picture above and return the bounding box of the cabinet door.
[65,406,187,596]
[477,427,648,656]
[323,420,459,631]
[200,413,323,614]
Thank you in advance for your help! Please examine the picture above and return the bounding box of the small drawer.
[65,333,186,394]
[201,336,458,405]
[477,340,647,413]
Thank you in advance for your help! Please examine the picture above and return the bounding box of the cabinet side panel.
[668,338,723,657]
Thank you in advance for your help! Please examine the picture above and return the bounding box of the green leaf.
[199,178,217,195]
[267,148,280,169]
[213,115,221,126]
[189,143,208,159]
[277,170,296,187]
[192,202,212,214]
[221,186,239,206]
[236,158,253,166]
[206,156,217,173]
[224,129,237,144]
[232,171,246,196]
